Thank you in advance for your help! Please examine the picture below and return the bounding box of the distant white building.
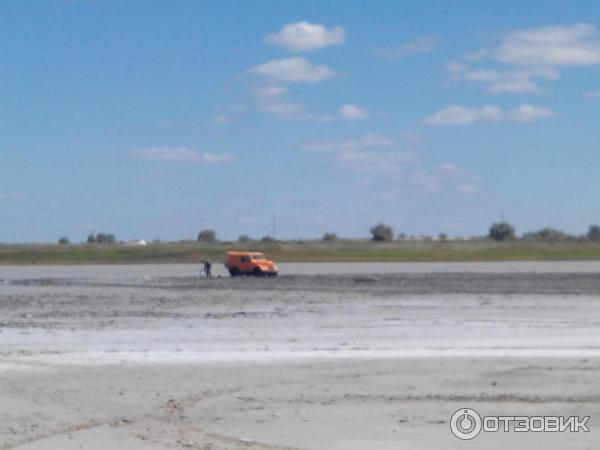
[127,239,147,246]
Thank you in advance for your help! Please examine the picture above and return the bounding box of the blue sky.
[2,1,600,242]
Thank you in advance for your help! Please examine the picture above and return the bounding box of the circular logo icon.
[450,408,482,440]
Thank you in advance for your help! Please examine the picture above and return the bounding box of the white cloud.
[424,104,555,125]
[250,57,336,83]
[462,49,491,61]
[300,134,397,152]
[254,85,287,97]
[375,36,439,59]
[499,104,557,121]
[252,85,331,122]
[301,135,481,196]
[587,90,600,99]
[261,100,330,122]
[336,151,417,173]
[200,152,238,164]
[129,147,237,164]
[457,183,479,194]
[445,61,467,73]
[302,133,420,178]
[0,192,25,200]
[213,114,231,124]
[447,24,600,95]
[440,163,460,173]
[255,95,365,123]
[412,166,481,194]
[259,101,304,117]
[460,67,559,94]
[335,152,480,195]
[488,79,541,94]
[339,104,367,120]
[266,21,345,51]
[496,24,600,66]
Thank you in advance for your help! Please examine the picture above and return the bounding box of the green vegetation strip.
[3,240,600,264]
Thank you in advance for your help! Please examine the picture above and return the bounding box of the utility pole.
[272,213,276,240]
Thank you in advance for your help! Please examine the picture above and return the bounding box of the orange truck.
[225,251,279,277]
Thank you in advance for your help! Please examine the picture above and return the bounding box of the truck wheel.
[229,267,240,277]
[252,267,264,277]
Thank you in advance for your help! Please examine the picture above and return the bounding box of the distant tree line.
[370,223,394,241]
[197,222,600,244]
[87,233,116,244]
[488,222,600,242]
[488,222,516,241]
[363,221,600,243]
[322,232,338,242]
[197,229,217,242]
[58,223,600,246]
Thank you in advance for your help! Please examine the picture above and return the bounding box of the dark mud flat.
[12,272,600,296]
[172,272,600,295]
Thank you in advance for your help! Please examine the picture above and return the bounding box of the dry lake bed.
[1,263,600,449]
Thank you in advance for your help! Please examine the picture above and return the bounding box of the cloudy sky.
[2,1,600,242]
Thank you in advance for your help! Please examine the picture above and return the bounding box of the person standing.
[203,259,213,278]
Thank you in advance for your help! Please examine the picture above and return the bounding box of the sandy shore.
[1,267,599,448]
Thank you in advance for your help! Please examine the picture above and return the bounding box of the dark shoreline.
[7,272,600,296]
